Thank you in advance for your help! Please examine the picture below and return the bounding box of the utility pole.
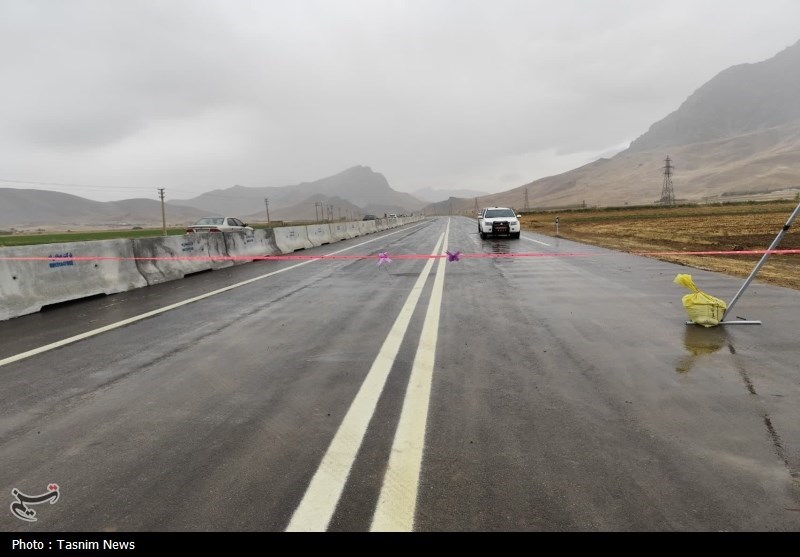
[264,198,270,224]
[660,155,675,206]
[314,201,323,222]
[157,187,166,236]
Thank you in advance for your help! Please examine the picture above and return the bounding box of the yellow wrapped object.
[674,274,727,327]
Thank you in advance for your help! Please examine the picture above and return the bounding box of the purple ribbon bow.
[446,251,461,262]
[377,252,392,266]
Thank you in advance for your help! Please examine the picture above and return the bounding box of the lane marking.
[0,225,424,369]
[285,231,446,532]
[371,219,450,531]
[521,235,551,246]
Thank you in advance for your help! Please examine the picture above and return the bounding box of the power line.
[0,178,278,202]
[0,177,152,191]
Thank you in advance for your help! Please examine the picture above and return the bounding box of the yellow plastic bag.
[674,274,727,327]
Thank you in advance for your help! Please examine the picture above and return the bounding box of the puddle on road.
[483,240,516,264]
[490,241,511,255]
[675,325,732,373]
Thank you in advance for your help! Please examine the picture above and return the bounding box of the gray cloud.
[1,0,799,200]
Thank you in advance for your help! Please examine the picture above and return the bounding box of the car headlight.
[510,220,519,225]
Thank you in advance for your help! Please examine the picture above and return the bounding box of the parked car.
[186,217,254,233]
[362,214,378,220]
[478,207,521,239]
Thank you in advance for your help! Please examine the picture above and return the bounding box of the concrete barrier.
[358,220,378,235]
[0,239,148,321]
[346,221,360,238]
[132,234,233,286]
[306,224,334,247]
[0,217,429,321]
[273,226,314,253]
[224,228,279,264]
[375,219,388,231]
[329,222,349,241]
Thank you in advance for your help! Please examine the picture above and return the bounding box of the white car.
[186,217,254,234]
[478,207,521,239]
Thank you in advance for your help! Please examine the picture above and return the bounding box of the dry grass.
[519,201,800,290]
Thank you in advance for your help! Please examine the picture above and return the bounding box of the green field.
[0,220,317,247]
[0,227,188,247]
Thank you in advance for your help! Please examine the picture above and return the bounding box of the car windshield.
[195,218,225,225]
[484,209,515,218]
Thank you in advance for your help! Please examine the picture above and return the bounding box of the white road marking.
[0,224,425,369]
[521,235,550,246]
[370,219,450,531]
[285,231,446,532]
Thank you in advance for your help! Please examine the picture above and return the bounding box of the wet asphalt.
[1,216,799,531]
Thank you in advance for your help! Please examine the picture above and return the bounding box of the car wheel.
[511,232,520,239]
[480,231,486,240]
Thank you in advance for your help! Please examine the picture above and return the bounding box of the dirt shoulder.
[519,201,800,291]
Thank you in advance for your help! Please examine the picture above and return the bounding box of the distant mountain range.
[0,166,425,228]
[0,188,208,230]
[426,38,800,214]
[412,187,491,203]
[173,165,425,220]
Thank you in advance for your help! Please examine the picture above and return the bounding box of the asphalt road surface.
[1,217,799,531]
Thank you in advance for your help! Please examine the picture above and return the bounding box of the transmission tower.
[660,155,675,206]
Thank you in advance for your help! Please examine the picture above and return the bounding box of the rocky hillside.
[426,39,800,214]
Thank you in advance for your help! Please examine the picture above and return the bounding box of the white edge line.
[521,235,550,246]
[0,223,426,368]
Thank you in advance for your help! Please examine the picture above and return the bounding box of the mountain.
[424,38,800,214]
[0,165,425,229]
[412,187,491,203]
[629,39,800,153]
[241,194,364,222]
[174,165,426,218]
[0,188,207,229]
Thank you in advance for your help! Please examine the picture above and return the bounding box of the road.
[1,216,799,531]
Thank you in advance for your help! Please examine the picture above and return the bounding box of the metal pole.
[555,215,559,236]
[158,188,166,236]
[723,200,800,319]
[264,198,270,224]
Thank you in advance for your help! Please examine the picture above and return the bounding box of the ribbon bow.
[446,251,461,262]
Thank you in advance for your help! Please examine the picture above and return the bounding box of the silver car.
[186,217,254,233]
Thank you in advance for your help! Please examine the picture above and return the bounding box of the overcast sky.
[1,0,799,202]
